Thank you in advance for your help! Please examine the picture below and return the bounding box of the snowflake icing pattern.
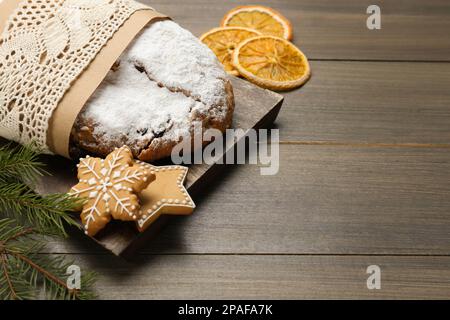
[69,146,154,236]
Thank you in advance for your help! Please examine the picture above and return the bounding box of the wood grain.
[47,145,450,256]
[61,254,450,299]
[278,61,450,143]
[143,0,450,61]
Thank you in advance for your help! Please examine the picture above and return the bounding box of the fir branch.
[0,143,84,236]
[4,227,34,243]
[0,218,97,300]
[0,145,97,300]
[0,253,18,300]
[0,143,45,184]
[0,181,82,236]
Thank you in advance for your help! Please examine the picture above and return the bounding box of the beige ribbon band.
[0,0,19,34]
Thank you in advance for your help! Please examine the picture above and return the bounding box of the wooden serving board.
[35,77,284,256]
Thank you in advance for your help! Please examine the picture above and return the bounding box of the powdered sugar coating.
[84,61,203,145]
[126,20,228,107]
[78,20,231,157]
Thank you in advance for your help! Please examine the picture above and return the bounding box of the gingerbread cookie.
[69,146,155,236]
[135,161,195,232]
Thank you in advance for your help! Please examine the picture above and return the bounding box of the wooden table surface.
[51,0,450,299]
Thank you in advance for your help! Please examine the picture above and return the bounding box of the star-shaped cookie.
[135,161,196,232]
[69,146,155,236]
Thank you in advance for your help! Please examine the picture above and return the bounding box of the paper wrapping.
[0,0,167,158]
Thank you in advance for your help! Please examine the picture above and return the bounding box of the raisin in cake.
[70,20,234,162]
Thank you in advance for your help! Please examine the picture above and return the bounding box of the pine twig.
[0,219,97,300]
[4,227,35,244]
[12,252,75,296]
[0,253,18,300]
[0,181,82,236]
[0,142,45,184]
[0,144,97,300]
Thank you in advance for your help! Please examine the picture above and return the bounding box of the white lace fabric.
[0,0,150,153]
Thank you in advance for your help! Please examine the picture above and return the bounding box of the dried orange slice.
[200,27,261,76]
[233,36,311,91]
[221,5,293,40]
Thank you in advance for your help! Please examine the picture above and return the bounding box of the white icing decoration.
[70,147,148,231]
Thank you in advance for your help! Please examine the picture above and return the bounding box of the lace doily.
[0,0,150,153]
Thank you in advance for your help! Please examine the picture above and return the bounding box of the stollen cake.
[70,20,235,162]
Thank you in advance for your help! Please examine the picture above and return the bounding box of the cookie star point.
[135,161,195,232]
